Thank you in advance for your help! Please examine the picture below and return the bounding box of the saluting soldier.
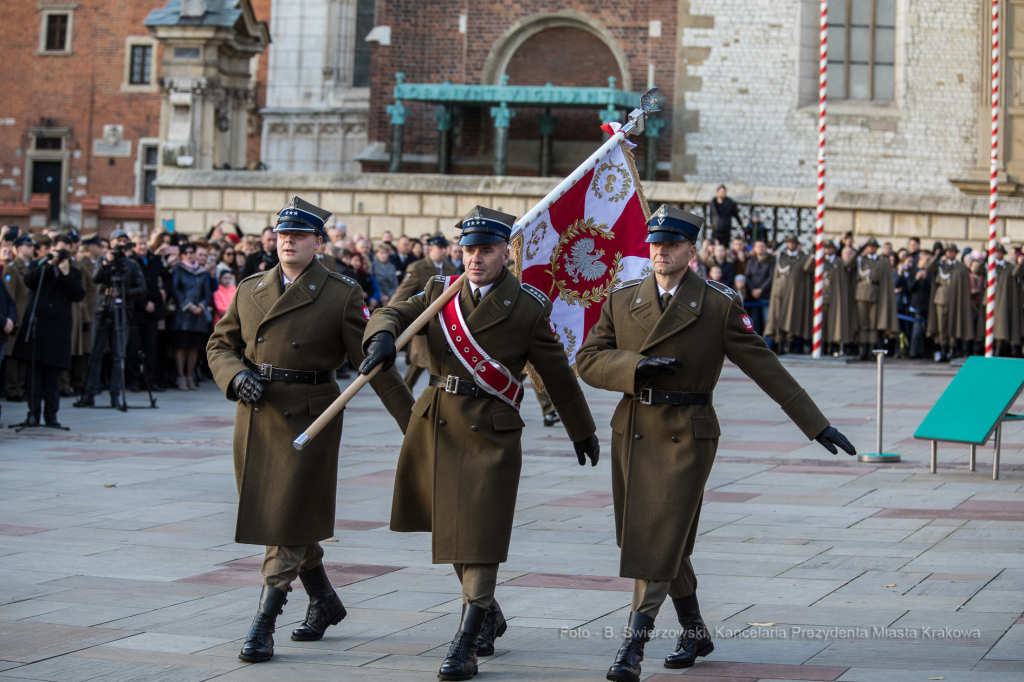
[575,206,855,682]
[207,197,414,664]
[391,234,459,389]
[849,238,898,360]
[359,206,600,682]
[926,243,974,362]
[762,233,812,354]
[801,240,856,356]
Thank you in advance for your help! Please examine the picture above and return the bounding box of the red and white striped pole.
[811,0,828,359]
[986,0,1000,358]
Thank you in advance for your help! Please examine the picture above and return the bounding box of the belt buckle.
[444,375,460,394]
[258,363,273,382]
[639,387,653,405]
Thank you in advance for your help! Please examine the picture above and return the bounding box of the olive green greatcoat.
[392,257,459,371]
[988,260,1024,345]
[3,259,29,358]
[207,260,414,547]
[763,249,813,341]
[926,257,974,342]
[576,272,830,581]
[803,253,856,344]
[363,268,596,564]
[849,253,899,336]
[70,258,97,356]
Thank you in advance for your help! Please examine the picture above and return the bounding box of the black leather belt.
[429,374,488,398]
[631,387,713,406]
[245,359,335,385]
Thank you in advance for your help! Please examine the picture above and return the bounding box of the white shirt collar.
[657,283,679,298]
[282,272,294,286]
[786,249,800,257]
[469,281,495,299]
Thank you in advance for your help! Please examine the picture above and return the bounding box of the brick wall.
[368,1,678,174]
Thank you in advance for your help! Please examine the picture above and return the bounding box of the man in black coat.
[0,270,17,356]
[12,250,85,426]
[708,185,742,246]
[127,237,170,392]
[74,230,146,408]
[388,235,418,278]
[241,227,279,279]
[742,240,774,336]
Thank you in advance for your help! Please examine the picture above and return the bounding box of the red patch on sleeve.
[548,319,557,336]
[362,306,371,321]
[741,314,754,331]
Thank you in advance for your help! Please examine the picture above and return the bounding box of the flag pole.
[811,0,828,359]
[511,88,661,241]
[986,0,1000,358]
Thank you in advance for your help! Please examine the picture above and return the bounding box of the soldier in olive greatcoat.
[391,234,460,389]
[576,205,855,682]
[207,197,414,664]
[360,207,600,681]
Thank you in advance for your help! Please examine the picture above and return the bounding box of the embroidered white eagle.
[565,237,608,283]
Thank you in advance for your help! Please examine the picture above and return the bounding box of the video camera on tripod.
[100,243,133,311]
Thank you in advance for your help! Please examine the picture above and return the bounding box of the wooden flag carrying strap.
[438,275,524,409]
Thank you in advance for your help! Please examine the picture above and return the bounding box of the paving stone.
[0,622,135,663]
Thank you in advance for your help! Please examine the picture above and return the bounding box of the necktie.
[660,292,672,313]
[473,288,482,306]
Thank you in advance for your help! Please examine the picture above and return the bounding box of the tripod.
[112,275,156,411]
[10,258,70,432]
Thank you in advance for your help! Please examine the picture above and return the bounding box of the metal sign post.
[859,349,902,463]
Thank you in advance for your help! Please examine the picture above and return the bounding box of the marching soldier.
[391,234,459,389]
[359,206,600,681]
[849,238,898,360]
[207,197,414,664]
[926,243,974,361]
[575,205,855,682]
[801,240,856,355]
[762,233,812,354]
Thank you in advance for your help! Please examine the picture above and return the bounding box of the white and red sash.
[438,276,524,409]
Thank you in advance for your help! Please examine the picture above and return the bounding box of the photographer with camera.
[241,226,279,279]
[73,230,145,408]
[12,246,85,426]
[127,236,169,392]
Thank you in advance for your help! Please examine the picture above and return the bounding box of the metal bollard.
[859,349,901,463]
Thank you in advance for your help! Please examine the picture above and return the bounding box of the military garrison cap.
[945,242,959,253]
[864,238,880,248]
[646,204,702,243]
[275,196,331,237]
[13,235,36,247]
[823,239,838,249]
[427,234,449,248]
[994,243,1007,254]
[457,206,517,246]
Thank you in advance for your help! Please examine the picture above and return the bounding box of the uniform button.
[254,407,261,413]
[445,346,453,355]
[292,342,299,348]
[439,419,447,426]
[284,412,291,418]
[257,337,265,343]
[634,434,642,440]
[671,436,679,443]
[471,425,478,431]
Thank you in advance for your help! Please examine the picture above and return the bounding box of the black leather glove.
[815,426,856,456]
[231,370,264,405]
[573,433,600,467]
[635,356,681,381]
[359,331,396,375]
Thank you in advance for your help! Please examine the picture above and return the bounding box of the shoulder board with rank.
[612,279,642,292]
[521,282,549,305]
[706,280,740,301]
[433,274,446,283]
[327,272,359,287]
[239,272,264,284]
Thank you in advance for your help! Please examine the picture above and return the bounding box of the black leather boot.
[291,563,347,641]
[438,604,487,681]
[606,611,655,682]
[476,600,507,656]
[239,585,287,663]
[664,593,715,668]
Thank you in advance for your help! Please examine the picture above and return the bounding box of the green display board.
[914,357,1024,445]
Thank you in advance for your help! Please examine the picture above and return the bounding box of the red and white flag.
[514,141,651,368]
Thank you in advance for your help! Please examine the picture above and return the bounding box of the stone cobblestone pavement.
[1,358,1022,682]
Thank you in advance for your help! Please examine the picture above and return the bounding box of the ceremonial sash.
[438,276,524,409]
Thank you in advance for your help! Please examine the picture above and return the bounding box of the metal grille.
[678,202,817,248]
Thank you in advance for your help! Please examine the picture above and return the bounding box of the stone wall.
[680,0,981,195]
[156,170,1024,252]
